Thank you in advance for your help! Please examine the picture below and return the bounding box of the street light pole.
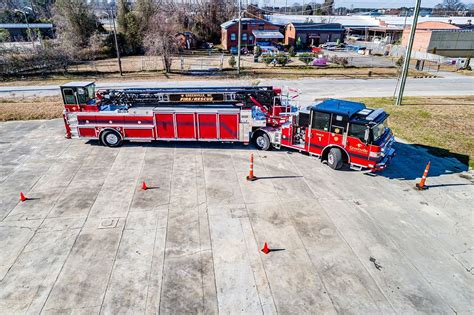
[237,0,242,75]
[395,0,421,106]
[110,8,123,76]
[15,9,35,50]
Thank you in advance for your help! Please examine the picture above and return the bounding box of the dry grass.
[350,96,474,168]
[0,55,434,86]
[0,96,63,121]
[457,69,474,77]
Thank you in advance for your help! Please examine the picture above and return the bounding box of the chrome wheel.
[256,136,266,148]
[328,153,334,165]
[253,132,271,151]
[106,133,119,145]
[101,130,123,147]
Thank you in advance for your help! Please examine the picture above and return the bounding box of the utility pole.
[237,0,242,75]
[110,8,123,76]
[396,0,421,106]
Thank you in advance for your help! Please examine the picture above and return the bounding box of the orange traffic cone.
[141,181,148,190]
[20,192,27,202]
[246,153,257,181]
[261,242,270,254]
[416,161,431,190]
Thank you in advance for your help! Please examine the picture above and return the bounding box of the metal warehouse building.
[401,21,474,57]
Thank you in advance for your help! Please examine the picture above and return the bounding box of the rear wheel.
[253,132,271,151]
[327,148,343,170]
[101,129,123,147]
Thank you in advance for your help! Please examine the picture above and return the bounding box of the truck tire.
[101,129,123,147]
[253,132,271,151]
[327,148,343,170]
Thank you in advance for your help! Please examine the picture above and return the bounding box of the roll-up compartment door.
[155,113,175,139]
[219,114,239,140]
[176,113,196,139]
[197,114,218,139]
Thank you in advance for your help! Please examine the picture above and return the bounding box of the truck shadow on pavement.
[87,140,471,184]
[376,142,471,182]
[88,140,255,151]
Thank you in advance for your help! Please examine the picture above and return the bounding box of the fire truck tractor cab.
[61,82,395,171]
[61,81,97,111]
[274,99,396,170]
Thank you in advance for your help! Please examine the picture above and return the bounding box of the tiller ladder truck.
[61,82,395,171]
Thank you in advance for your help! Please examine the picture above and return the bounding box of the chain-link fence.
[65,53,230,74]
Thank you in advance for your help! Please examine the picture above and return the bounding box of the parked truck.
[61,82,395,171]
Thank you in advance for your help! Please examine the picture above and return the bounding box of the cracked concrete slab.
[0,119,473,314]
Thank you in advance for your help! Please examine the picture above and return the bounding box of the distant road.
[1,76,473,103]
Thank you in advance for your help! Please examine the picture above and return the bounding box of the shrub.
[275,53,289,66]
[0,29,10,42]
[0,44,73,76]
[228,55,236,68]
[329,55,349,68]
[396,55,404,68]
[261,54,274,66]
[298,53,315,66]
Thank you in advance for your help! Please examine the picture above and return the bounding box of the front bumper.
[374,148,396,171]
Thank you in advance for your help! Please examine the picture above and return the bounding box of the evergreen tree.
[117,0,141,54]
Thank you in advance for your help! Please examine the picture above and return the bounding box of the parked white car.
[348,35,362,41]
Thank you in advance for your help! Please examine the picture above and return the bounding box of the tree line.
[0,0,236,76]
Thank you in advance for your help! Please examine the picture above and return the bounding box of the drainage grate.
[98,218,119,229]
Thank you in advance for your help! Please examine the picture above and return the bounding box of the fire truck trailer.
[61,81,395,171]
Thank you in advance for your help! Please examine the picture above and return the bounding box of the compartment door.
[155,113,175,139]
[176,113,196,139]
[198,114,217,140]
[218,114,239,140]
[308,110,331,154]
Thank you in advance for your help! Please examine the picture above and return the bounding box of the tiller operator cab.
[60,82,97,112]
[295,99,395,170]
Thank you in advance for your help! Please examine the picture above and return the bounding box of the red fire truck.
[61,81,395,171]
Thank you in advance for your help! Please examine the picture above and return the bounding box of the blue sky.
[260,0,474,8]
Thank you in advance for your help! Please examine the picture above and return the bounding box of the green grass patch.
[349,96,474,169]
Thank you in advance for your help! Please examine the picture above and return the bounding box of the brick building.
[402,21,474,57]
[220,18,281,51]
[285,23,345,48]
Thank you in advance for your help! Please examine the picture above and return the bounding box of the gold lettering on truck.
[179,94,214,102]
[349,145,369,154]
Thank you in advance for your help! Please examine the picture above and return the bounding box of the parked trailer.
[61,82,395,171]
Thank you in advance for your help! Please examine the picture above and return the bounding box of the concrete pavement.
[0,119,473,314]
[1,75,473,102]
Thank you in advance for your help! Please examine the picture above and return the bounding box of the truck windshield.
[371,119,388,142]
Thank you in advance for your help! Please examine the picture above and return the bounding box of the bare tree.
[322,0,335,15]
[192,0,237,43]
[143,9,180,73]
[87,32,104,72]
[439,0,466,10]
[31,0,56,19]
[433,0,467,15]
